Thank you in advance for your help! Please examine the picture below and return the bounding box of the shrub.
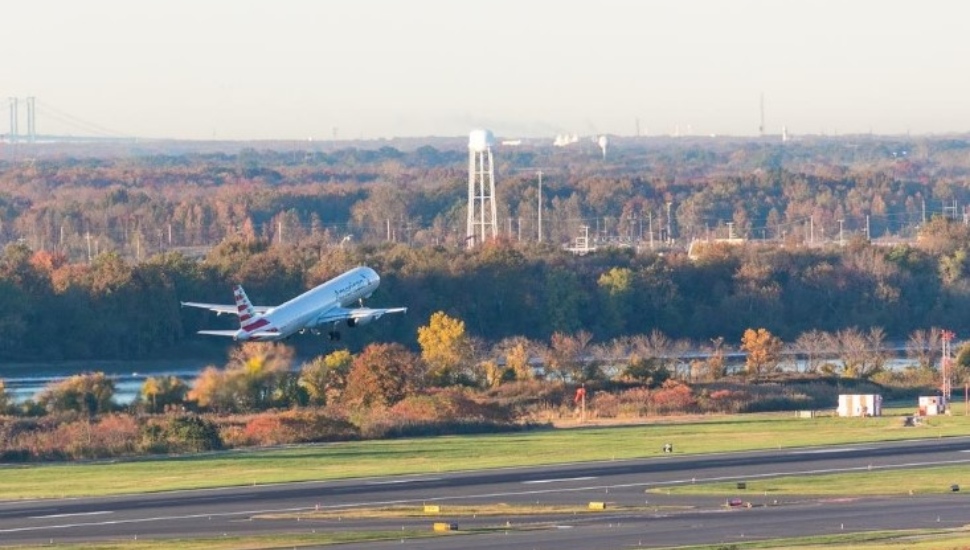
[37,372,115,416]
[235,409,358,447]
[589,391,619,418]
[141,414,222,454]
[357,388,519,439]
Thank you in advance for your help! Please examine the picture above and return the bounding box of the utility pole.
[648,211,654,250]
[537,170,543,243]
[666,202,673,244]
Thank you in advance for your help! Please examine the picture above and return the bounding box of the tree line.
[1,306,955,461]
[3,137,970,263]
[3,210,970,362]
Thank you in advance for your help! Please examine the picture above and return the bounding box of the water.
[0,361,209,405]
[0,354,930,406]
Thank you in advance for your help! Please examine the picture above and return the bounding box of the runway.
[3,437,970,548]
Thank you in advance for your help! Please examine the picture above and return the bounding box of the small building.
[917,395,947,416]
[838,394,882,417]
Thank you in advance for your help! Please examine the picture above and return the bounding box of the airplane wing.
[313,306,407,327]
[181,301,272,315]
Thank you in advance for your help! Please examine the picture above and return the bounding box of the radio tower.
[466,129,498,249]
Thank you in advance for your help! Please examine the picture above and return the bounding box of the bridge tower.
[26,97,35,143]
[466,129,498,248]
[8,98,18,142]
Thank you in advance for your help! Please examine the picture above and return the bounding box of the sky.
[3,0,969,140]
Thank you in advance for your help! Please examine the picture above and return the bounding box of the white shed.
[838,394,882,417]
[917,395,946,416]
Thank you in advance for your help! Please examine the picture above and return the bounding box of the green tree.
[622,356,671,387]
[597,267,634,334]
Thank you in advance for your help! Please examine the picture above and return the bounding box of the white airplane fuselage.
[235,266,379,341]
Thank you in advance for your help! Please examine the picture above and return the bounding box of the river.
[0,360,212,405]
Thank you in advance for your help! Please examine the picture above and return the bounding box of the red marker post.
[574,386,587,423]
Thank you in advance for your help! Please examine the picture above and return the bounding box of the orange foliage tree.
[187,343,296,412]
[740,328,782,377]
[342,343,425,409]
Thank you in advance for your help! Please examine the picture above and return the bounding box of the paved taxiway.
[3,436,970,548]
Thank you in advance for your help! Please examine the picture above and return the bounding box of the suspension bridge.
[1,96,134,143]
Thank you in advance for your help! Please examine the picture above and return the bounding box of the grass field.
[1,530,447,550]
[2,410,970,500]
[674,528,970,549]
[650,463,970,497]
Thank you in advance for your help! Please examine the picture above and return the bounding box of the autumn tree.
[794,329,829,374]
[37,372,116,416]
[418,311,473,386]
[951,342,970,386]
[494,336,535,382]
[299,349,354,406]
[695,337,727,382]
[140,375,189,413]
[907,328,942,370]
[188,343,296,412]
[740,328,782,377]
[342,343,424,409]
[542,330,595,382]
[826,327,887,378]
[0,379,8,413]
[186,366,228,411]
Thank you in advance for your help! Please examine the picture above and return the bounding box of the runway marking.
[29,511,112,519]
[7,455,970,535]
[522,476,598,484]
[365,477,441,485]
[789,447,873,455]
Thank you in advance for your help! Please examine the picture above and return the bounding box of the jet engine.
[347,312,382,328]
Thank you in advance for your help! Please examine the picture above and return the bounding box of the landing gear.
[328,330,341,341]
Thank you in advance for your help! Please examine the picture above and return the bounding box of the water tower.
[467,129,498,248]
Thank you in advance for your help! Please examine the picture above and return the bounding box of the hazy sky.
[3,0,968,140]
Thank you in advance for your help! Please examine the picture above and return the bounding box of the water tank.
[468,129,495,152]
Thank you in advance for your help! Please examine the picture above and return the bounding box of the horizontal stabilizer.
[181,302,271,315]
[197,330,239,337]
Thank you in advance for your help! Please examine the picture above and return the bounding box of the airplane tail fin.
[233,284,275,336]
[234,284,258,327]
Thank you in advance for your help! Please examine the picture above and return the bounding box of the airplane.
[181,266,406,342]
